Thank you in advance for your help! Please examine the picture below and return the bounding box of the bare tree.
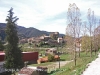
[92,12,97,55]
[66,24,74,48]
[76,20,82,57]
[81,21,89,55]
[67,3,81,66]
[82,22,87,36]
[87,8,96,57]
[94,19,100,53]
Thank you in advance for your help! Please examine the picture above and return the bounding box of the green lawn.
[49,51,99,75]
[60,53,72,61]
[2,50,99,75]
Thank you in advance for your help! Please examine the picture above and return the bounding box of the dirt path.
[46,60,73,71]
[82,53,100,75]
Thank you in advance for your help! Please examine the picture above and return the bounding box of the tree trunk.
[95,49,96,55]
[86,49,87,55]
[90,39,92,57]
[78,42,80,57]
[74,44,76,66]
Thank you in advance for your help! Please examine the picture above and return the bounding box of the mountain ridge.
[0,23,65,40]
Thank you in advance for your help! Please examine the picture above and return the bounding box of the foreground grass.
[1,51,99,75]
[60,53,72,61]
[49,51,99,75]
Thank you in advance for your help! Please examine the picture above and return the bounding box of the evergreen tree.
[4,8,24,74]
[0,39,4,51]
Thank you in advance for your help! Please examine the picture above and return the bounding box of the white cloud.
[38,19,67,34]
[0,0,100,34]
[40,24,66,34]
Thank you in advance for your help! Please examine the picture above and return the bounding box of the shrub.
[47,54,54,62]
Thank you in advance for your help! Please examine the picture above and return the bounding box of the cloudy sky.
[0,0,100,34]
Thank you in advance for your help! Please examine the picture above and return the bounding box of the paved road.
[82,53,100,75]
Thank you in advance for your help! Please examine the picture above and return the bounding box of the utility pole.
[57,42,60,69]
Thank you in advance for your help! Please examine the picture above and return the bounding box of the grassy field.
[2,49,99,75]
[21,44,100,75]
[28,48,100,75]
[60,53,72,61]
[48,51,99,75]
[18,44,100,75]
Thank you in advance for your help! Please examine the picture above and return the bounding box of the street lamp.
[58,51,60,69]
[58,36,63,69]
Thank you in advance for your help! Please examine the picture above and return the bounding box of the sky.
[0,0,100,34]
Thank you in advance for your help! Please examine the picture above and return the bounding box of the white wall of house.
[57,38,63,43]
